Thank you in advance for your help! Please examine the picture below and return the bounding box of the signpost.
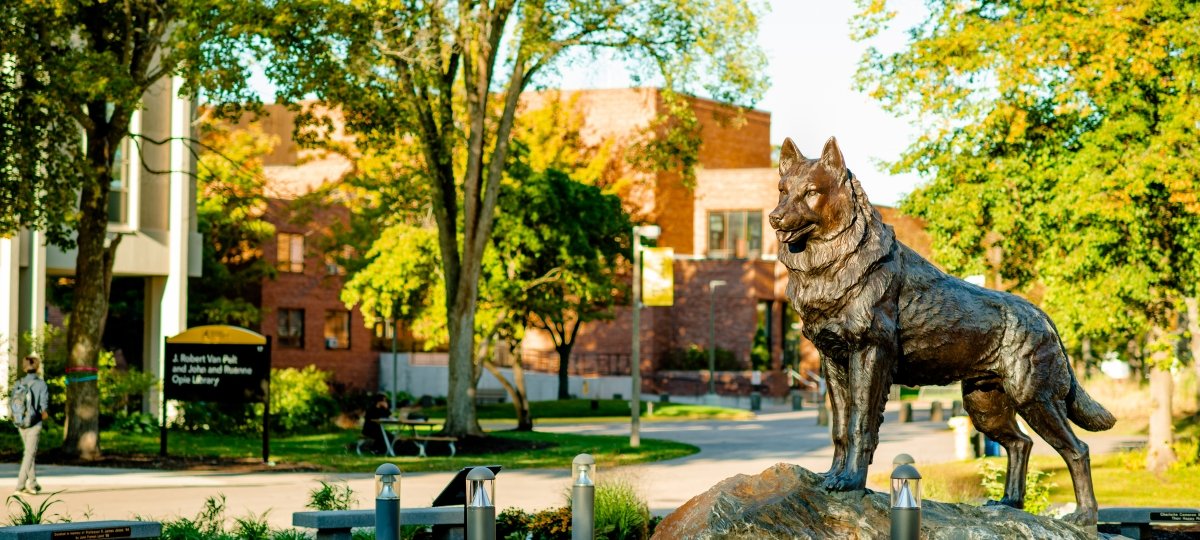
[162,325,272,463]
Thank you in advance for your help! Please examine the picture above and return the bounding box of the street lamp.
[466,467,496,540]
[630,224,660,449]
[375,463,401,540]
[890,460,922,540]
[707,279,727,403]
[571,454,596,540]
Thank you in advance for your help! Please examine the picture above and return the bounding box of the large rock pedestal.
[652,463,1095,540]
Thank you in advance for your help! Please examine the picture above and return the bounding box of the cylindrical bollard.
[890,461,921,540]
[791,390,803,411]
[466,467,496,540]
[750,391,762,412]
[374,463,401,540]
[571,454,596,540]
[817,403,830,426]
[899,402,912,423]
[929,401,945,423]
[951,399,964,417]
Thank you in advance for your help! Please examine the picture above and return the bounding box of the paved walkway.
[0,404,1139,529]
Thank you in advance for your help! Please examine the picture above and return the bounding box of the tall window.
[278,309,305,349]
[324,310,351,350]
[108,139,130,224]
[707,210,762,259]
[277,233,305,273]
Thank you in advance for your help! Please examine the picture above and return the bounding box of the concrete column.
[22,230,46,341]
[144,77,191,415]
[0,234,20,399]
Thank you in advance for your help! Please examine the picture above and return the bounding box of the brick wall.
[259,200,379,391]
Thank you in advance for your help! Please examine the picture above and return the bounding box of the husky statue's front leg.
[824,340,895,491]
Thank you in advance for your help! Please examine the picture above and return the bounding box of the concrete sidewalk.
[0,405,1140,529]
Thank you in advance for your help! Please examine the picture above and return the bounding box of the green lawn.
[0,425,697,474]
[424,399,754,422]
[868,452,1200,508]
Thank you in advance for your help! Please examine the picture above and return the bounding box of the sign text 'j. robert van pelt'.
[164,343,268,403]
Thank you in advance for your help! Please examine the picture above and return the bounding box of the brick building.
[517,89,933,398]
[236,90,931,396]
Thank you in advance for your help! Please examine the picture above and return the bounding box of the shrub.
[528,506,571,540]
[173,366,337,435]
[308,481,355,511]
[658,345,740,371]
[6,492,64,525]
[979,460,1056,516]
[498,508,532,540]
[594,479,650,540]
[267,365,338,432]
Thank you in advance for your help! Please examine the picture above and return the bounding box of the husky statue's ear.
[820,136,845,171]
[779,137,806,175]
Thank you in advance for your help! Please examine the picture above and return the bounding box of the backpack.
[9,380,36,429]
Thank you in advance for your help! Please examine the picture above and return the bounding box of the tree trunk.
[512,356,532,431]
[62,130,123,459]
[1146,327,1176,473]
[444,303,483,437]
[556,345,571,400]
[483,355,532,431]
[1185,297,1200,405]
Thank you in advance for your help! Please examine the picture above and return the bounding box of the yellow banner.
[642,247,674,307]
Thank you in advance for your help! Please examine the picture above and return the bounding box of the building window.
[324,310,351,350]
[277,233,305,273]
[278,308,305,349]
[707,210,762,259]
[372,320,400,351]
[108,138,130,224]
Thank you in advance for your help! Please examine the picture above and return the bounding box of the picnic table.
[375,418,457,458]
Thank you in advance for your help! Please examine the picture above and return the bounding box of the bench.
[394,435,458,458]
[1098,507,1200,539]
[0,520,161,539]
[475,387,507,404]
[293,508,464,540]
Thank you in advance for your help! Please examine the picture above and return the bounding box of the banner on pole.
[642,247,674,306]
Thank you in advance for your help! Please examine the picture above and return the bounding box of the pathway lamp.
[571,454,596,540]
[466,466,497,540]
[375,463,402,540]
[890,460,921,540]
[630,224,660,448]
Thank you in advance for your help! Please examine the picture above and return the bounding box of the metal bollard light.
[571,454,596,540]
[889,460,922,540]
[375,463,402,540]
[466,467,496,540]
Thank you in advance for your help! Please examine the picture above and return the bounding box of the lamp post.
[374,463,401,540]
[571,454,596,540]
[707,279,727,403]
[630,224,660,448]
[466,467,496,540]
[890,459,922,540]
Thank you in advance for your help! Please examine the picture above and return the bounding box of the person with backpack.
[11,354,49,495]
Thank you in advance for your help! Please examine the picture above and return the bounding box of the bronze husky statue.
[769,137,1115,525]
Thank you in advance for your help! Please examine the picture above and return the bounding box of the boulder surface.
[651,463,1099,540]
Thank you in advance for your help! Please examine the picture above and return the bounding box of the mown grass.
[424,399,754,422]
[0,425,697,474]
[868,452,1200,508]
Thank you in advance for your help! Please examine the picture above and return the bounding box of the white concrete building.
[1,76,200,413]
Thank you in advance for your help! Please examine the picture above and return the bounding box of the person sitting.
[362,393,392,455]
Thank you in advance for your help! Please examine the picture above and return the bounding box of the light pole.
[571,454,596,540]
[707,280,726,403]
[374,463,401,540]
[630,224,660,448]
